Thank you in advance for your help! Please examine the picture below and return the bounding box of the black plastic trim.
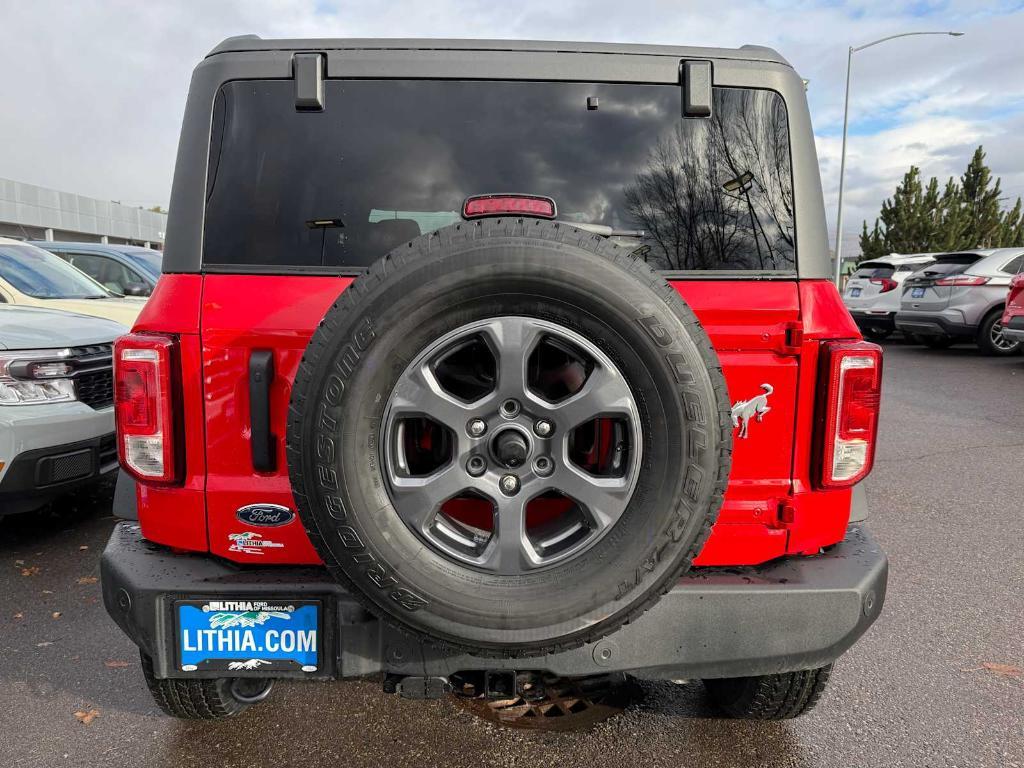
[293,52,324,110]
[681,60,713,117]
[113,469,139,520]
[850,310,896,333]
[248,350,276,472]
[101,522,887,682]
[895,312,975,338]
[0,433,117,515]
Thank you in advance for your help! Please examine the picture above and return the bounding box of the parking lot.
[1,340,1022,768]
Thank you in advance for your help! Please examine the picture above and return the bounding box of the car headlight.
[0,349,78,405]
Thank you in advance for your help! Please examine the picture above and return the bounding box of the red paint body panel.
[1003,273,1024,325]
[201,275,351,563]
[132,274,203,335]
[132,274,866,567]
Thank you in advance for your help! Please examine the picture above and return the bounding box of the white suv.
[843,253,936,340]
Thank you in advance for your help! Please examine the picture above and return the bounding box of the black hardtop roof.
[207,35,791,67]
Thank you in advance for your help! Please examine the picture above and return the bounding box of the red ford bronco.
[101,37,887,724]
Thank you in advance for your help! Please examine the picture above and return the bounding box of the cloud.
[1,0,1023,255]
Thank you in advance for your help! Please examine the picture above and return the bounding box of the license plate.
[849,287,861,297]
[912,287,925,298]
[176,599,320,673]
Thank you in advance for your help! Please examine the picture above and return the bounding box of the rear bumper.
[849,309,896,333]
[895,310,974,339]
[1002,315,1024,342]
[101,521,888,682]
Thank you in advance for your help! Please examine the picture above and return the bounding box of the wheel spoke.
[479,318,543,400]
[550,465,632,532]
[388,464,468,533]
[389,362,483,429]
[479,495,537,574]
[547,365,633,431]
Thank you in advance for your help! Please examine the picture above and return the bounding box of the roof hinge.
[680,60,713,118]
[293,52,325,111]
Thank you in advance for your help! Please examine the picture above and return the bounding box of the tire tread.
[704,664,833,720]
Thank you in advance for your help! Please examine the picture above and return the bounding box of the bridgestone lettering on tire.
[287,218,732,656]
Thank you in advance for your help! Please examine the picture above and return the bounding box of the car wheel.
[140,652,273,719]
[703,664,833,720]
[920,336,954,350]
[287,218,732,657]
[977,310,1022,356]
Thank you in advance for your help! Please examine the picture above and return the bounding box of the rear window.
[1000,254,1023,274]
[852,263,895,279]
[203,80,796,273]
[916,254,981,277]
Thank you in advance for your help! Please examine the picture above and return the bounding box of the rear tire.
[977,310,1022,356]
[140,652,273,719]
[919,335,954,349]
[703,664,832,720]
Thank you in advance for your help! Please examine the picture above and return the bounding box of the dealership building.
[0,177,166,249]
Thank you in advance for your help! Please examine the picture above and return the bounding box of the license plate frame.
[175,598,321,674]
[911,287,926,298]
[849,287,861,297]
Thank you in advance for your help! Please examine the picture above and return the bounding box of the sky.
[3,0,1024,255]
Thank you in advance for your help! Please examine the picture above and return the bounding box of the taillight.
[869,277,897,293]
[1009,273,1024,300]
[814,341,882,489]
[463,194,557,219]
[935,275,989,286]
[114,333,181,484]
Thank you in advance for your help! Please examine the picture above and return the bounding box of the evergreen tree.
[857,144,1024,260]
[859,219,886,260]
[959,146,1004,248]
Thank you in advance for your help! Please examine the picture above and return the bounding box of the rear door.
[902,254,981,311]
[198,75,806,566]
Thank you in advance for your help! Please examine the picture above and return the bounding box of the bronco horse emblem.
[731,383,773,439]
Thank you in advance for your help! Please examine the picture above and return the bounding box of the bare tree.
[624,89,796,271]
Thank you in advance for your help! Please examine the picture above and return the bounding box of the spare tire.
[287,218,731,656]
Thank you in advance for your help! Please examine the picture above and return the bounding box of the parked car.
[895,248,1024,355]
[1002,271,1024,345]
[0,305,123,515]
[101,37,887,724]
[0,238,144,325]
[31,241,162,297]
[843,253,936,340]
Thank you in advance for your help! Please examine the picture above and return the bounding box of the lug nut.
[533,456,554,477]
[500,399,521,418]
[467,456,487,477]
[499,474,520,495]
[467,418,487,437]
[533,419,553,437]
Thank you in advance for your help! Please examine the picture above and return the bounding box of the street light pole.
[832,31,964,286]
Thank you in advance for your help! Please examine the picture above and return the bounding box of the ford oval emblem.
[235,504,295,527]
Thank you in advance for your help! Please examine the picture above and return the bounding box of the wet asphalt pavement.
[2,341,1022,768]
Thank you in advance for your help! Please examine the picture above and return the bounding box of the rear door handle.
[249,350,276,472]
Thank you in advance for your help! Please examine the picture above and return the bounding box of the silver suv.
[0,305,125,515]
[895,248,1024,355]
[843,253,935,340]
